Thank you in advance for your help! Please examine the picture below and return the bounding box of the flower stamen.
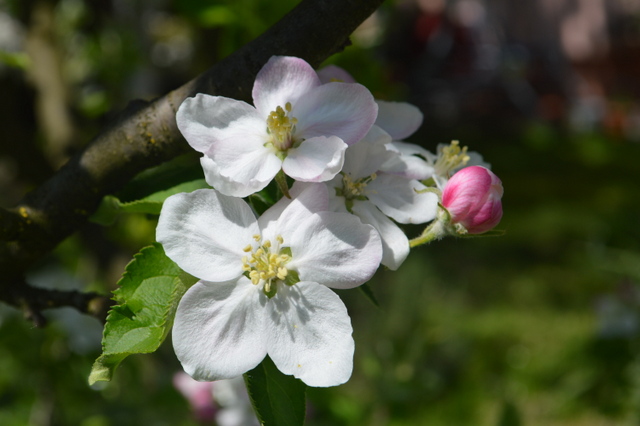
[434,140,470,178]
[266,102,298,151]
[340,173,377,200]
[242,234,292,297]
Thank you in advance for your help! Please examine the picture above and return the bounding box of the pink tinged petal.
[252,56,321,117]
[200,156,275,198]
[442,166,503,234]
[351,200,409,270]
[342,126,394,178]
[282,136,347,182]
[374,100,423,140]
[266,281,354,387]
[288,212,382,289]
[316,64,357,84]
[258,182,329,236]
[177,94,262,153]
[366,174,439,224]
[156,189,259,282]
[294,82,377,145]
[172,279,268,381]
[381,141,435,180]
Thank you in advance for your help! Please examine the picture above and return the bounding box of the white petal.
[316,64,357,84]
[288,212,382,289]
[258,182,329,233]
[351,201,409,270]
[176,94,262,153]
[156,189,259,281]
[282,137,346,182]
[375,100,423,140]
[366,174,439,224]
[327,193,350,215]
[294,82,377,145]
[342,126,394,178]
[266,281,354,387]
[252,56,321,117]
[173,279,268,381]
[381,141,435,180]
[200,156,275,198]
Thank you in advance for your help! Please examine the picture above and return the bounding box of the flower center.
[242,234,294,297]
[434,140,470,177]
[266,102,298,152]
[338,173,377,200]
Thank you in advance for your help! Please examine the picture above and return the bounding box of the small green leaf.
[244,356,306,426]
[89,243,192,385]
[89,179,209,223]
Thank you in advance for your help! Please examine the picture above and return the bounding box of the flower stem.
[275,169,291,199]
[409,220,447,248]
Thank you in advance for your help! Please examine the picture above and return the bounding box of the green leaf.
[244,356,306,426]
[89,243,197,385]
[89,179,209,224]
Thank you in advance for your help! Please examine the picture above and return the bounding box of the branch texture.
[0,0,385,320]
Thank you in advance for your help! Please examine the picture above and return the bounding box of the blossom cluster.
[157,56,504,388]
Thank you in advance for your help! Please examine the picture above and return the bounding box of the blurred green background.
[2,0,640,424]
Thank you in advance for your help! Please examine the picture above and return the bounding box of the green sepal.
[284,269,300,287]
[88,243,195,385]
[244,356,306,426]
[358,282,380,308]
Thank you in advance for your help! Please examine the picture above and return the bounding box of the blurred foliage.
[2,0,640,425]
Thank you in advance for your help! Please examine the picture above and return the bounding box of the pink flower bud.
[441,166,503,234]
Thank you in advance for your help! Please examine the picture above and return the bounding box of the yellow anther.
[253,234,261,242]
[243,244,252,252]
[242,235,293,294]
[341,173,373,199]
[435,140,470,177]
[266,104,297,151]
[277,267,288,280]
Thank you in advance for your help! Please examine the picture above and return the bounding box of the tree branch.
[0,0,385,321]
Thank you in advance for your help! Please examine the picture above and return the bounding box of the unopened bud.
[441,166,503,234]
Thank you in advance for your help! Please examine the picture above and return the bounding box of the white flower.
[176,56,378,197]
[326,126,438,270]
[156,184,382,387]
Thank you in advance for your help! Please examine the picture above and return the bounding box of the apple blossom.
[326,126,439,269]
[442,166,503,234]
[156,184,382,387]
[176,56,378,197]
